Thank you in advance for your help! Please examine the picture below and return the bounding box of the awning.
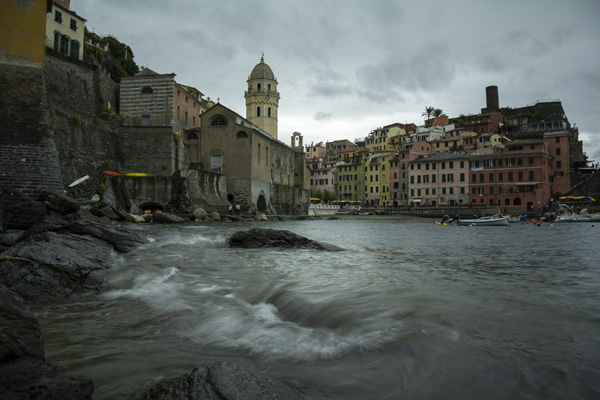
[412,199,422,203]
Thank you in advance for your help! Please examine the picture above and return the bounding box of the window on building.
[556,148,561,155]
[518,172,523,181]
[70,18,77,31]
[460,161,464,168]
[460,173,465,182]
[529,171,534,180]
[256,107,261,116]
[489,173,494,182]
[211,116,227,126]
[70,40,80,59]
[60,34,69,56]
[529,157,534,165]
[556,137,560,143]
[211,154,223,170]
[55,10,62,23]
[480,173,484,182]
[432,174,436,183]
[556,160,562,168]
[498,172,503,181]
[141,116,150,126]
[472,174,476,182]
[141,87,153,94]
[268,107,272,117]
[518,158,523,165]
[508,172,513,181]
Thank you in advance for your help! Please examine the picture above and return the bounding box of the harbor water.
[31,217,600,399]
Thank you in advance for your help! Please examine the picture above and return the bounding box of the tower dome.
[245,55,280,139]
[250,56,275,80]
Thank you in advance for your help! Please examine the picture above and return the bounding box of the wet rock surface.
[135,361,304,400]
[0,285,94,399]
[228,228,344,251]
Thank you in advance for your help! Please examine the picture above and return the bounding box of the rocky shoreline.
[0,185,306,399]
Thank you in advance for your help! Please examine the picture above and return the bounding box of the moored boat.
[458,215,509,226]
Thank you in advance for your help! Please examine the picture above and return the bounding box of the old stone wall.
[44,52,123,186]
[0,62,64,196]
[119,126,178,176]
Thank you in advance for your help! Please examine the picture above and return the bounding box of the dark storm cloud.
[73,0,600,156]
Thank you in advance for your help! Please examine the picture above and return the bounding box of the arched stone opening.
[227,193,234,202]
[139,202,164,213]
[514,197,522,206]
[257,194,267,212]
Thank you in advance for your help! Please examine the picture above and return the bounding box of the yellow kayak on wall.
[124,173,152,177]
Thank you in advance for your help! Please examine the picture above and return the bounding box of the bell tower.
[245,55,280,139]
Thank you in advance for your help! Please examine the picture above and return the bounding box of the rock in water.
[152,212,185,223]
[191,208,208,220]
[135,362,303,400]
[0,231,115,300]
[228,228,344,251]
[0,285,94,399]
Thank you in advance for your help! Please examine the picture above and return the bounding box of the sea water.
[32,217,600,399]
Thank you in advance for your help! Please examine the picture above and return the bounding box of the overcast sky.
[75,0,600,161]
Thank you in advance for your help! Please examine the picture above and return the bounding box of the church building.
[186,57,309,214]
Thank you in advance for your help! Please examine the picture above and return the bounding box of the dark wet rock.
[228,228,344,251]
[0,185,47,230]
[38,191,80,214]
[0,285,94,399]
[62,208,103,223]
[152,212,185,224]
[17,220,148,254]
[135,361,303,400]
[96,205,121,220]
[0,231,115,300]
[0,231,22,252]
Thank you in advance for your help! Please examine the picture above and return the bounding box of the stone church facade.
[186,57,309,214]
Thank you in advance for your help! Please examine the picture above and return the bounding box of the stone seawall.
[0,62,64,196]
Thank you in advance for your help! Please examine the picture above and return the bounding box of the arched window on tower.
[257,83,262,90]
[141,87,153,94]
[257,107,261,117]
[268,107,271,117]
[268,84,271,90]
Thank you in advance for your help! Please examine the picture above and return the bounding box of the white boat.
[554,206,600,223]
[458,215,509,226]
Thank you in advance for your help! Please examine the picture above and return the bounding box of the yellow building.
[45,1,86,60]
[337,149,368,201]
[364,152,392,206]
[366,123,411,151]
[0,0,50,66]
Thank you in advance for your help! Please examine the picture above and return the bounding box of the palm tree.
[422,106,435,120]
[433,108,446,118]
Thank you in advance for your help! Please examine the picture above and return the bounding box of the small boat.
[101,170,123,176]
[508,214,527,223]
[124,173,153,177]
[68,175,89,188]
[459,215,509,226]
[554,206,600,223]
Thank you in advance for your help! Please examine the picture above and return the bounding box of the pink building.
[409,151,471,206]
[307,157,338,194]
